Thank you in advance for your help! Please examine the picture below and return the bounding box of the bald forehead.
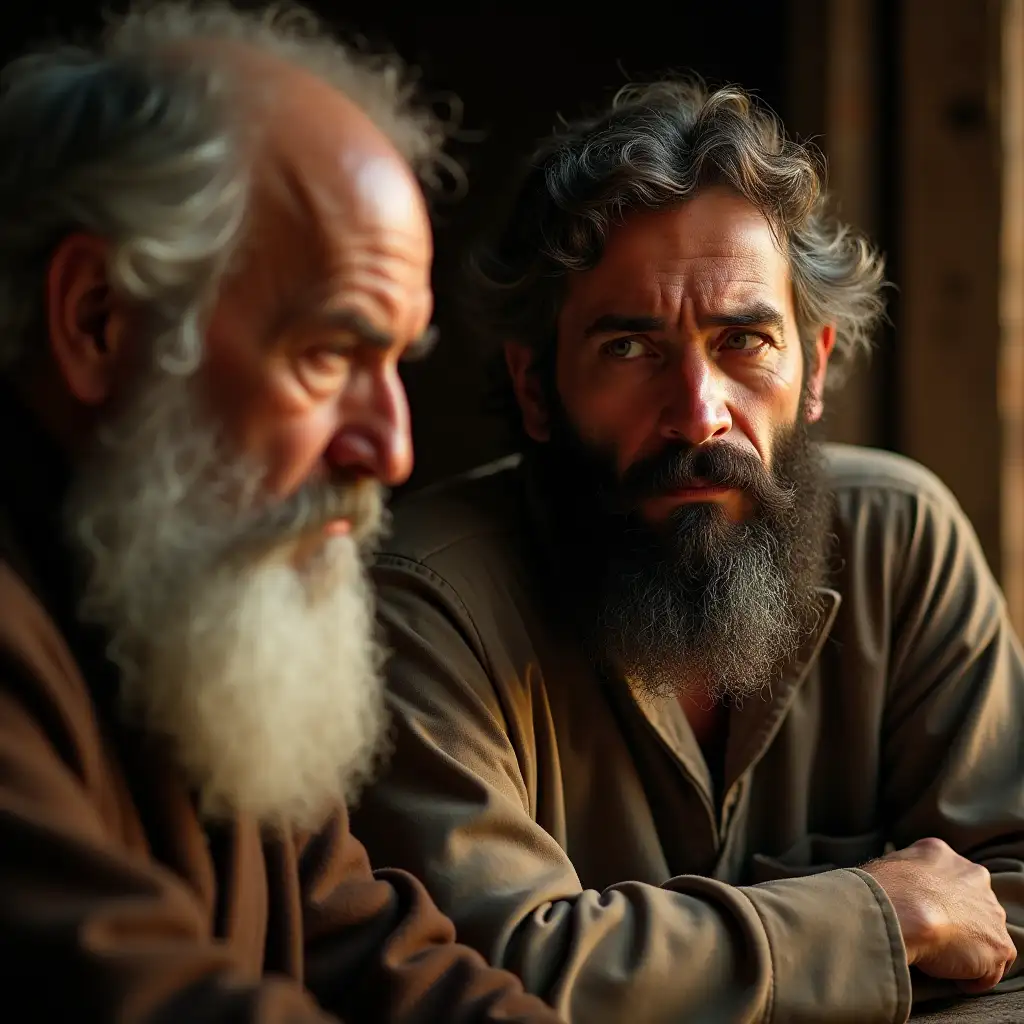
[182,39,433,345]
[272,76,425,253]
[189,47,431,289]
[175,37,427,231]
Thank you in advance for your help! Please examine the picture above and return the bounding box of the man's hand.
[863,837,1016,992]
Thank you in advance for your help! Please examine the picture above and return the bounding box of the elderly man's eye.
[308,345,348,365]
[294,344,354,397]
[302,338,358,372]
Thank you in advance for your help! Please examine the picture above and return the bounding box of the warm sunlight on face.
[554,187,806,523]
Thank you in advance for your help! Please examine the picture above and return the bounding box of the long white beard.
[64,367,388,832]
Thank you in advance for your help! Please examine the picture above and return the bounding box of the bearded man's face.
[507,192,836,700]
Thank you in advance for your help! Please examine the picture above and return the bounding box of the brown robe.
[0,393,564,1023]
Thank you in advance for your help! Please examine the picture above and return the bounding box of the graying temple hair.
[471,80,886,386]
[0,0,446,374]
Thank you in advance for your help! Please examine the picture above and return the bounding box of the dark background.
[0,3,801,492]
[342,11,795,492]
[7,4,1023,632]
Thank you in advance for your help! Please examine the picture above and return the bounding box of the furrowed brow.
[583,314,666,338]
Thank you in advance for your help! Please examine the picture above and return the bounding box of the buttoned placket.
[631,590,843,870]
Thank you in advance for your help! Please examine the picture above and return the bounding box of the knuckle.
[914,836,949,857]
[971,860,992,880]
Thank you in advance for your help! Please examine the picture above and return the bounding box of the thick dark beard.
[530,402,833,704]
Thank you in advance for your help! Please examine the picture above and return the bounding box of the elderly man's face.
[202,141,434,512]
[47,58,434,831]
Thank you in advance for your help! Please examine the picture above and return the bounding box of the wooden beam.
[788,0,885,449]
[898,0,1005,581]
[822,0,885,449]
[999,0,1024,630]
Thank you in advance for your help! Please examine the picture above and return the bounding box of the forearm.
[487,869,910,1024]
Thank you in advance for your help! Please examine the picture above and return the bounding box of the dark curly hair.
[469,79,886,416]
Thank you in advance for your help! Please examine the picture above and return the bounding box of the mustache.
[613,442,797,519]
[239,474,387,552]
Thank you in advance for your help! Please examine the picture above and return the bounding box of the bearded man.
[0,4,567,1022]
[352,82,1024,1023]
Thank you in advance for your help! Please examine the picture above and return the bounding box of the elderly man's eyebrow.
[401,324,439,362]
[307,308,439,360]
[310,308,393,347]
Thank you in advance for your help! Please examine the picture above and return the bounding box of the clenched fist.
[863,837,1016,992]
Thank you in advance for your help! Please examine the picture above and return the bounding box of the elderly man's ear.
[46,233,134,405]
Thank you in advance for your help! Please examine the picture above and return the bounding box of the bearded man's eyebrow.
[583,314,666,338]
[703,302,786,335]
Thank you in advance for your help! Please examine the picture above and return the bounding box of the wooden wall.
[790,0,1024,631]
[898,0,1024,627]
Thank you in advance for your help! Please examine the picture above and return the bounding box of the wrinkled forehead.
[175,39,427,263]
[563,190,794,321]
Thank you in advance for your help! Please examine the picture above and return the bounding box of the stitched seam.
[376,554,490,662]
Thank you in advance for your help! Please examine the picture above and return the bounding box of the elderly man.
[0,4,567,1022]
[353,82,1024,1023]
